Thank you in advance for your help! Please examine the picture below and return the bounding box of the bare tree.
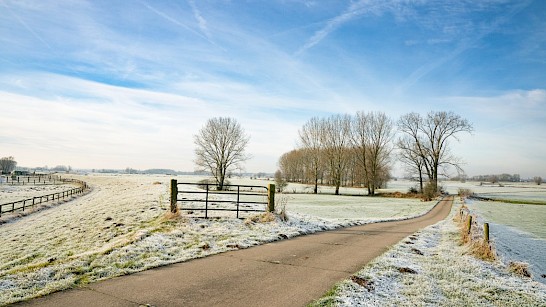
[398,111,473,193]
[194,117,250,190]
[397,135,426,192]
[278,149,306,183]
[534,176,543,185]
[298,117,325,194]
[321,114,352,195]
[365,112,394,195]
[351,111,394,195]
[0,156,17,174]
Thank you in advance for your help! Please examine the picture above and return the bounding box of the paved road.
[20,196,453,307]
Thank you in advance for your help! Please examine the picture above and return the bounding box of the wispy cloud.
[1,0,544,175]
[139,1,206,40]
[2,2,54,52]
[0,72,306,170]
[295,0,370,56]
[188,0,211,39]
[395,0,533,94]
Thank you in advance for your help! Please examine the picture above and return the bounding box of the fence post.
[170,179,178,213]
[484,223,489,243]
[236,186,240,219]
[467,215,473,234]
[205,184,209,219]
[268,183,275,212]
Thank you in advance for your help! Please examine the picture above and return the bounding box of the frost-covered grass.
[0,183,78,204]
[286,194,434,221]
[465,199,546,285]
[382,179,546,203]
[311,200,546,306]
[0,174,437,305]
[465,200,546,239]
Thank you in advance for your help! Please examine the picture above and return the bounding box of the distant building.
[12,170,31,176]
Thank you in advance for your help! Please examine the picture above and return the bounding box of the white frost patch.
[0,174,438,305]
[317,201,546,306]
[465,199,546,284]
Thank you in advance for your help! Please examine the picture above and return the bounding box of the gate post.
[170,179,178,213]
[484,223,489,243]
[267,183,275,212]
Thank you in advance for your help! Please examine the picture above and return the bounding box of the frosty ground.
[1,175,544,306]
[311,199,546,306]
[0,174,435,305]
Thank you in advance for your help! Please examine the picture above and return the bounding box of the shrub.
[508,261,531,278]
[276,195,289,222]
[197,178,231,190]
[457,188,473,198]
[274,170,288,192]
[422,182,438,201]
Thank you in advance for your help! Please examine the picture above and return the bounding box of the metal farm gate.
[169,179,275,219]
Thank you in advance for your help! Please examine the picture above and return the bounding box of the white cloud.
[0,72,306,172]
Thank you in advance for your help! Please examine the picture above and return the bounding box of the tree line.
[278,111,473,196]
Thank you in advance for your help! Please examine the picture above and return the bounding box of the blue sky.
[1,0,545,178]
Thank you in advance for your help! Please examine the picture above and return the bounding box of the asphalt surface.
[19,195,453,307]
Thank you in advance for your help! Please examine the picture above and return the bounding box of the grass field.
[0,183,79,204]
[311,201,546,306]
[0,174,437,305]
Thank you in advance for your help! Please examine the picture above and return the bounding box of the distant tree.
[351,111,394,195]
[398,111,473,193]
[0,156,17,174]
[274,170,288,192]
[299,117,325,194]
[52,165,68,172]
[278,149,306,183]
[125,167,138,174]
[194,117,250,190]
[535,176,543,185]
[321,114,352,195]
[489,175,499,184]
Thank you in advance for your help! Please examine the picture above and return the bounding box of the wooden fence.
[0,174,65,185]
[170,179,275,218]
[0,177,89,217]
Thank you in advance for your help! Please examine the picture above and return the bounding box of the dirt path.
[19,196,453,307]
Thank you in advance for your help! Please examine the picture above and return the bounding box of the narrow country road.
[20,196,453,307]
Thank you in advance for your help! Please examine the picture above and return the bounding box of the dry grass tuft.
[275,194,289,222]
[398,267,417,274]
[455,206,496,261]
[163,210,181,220]
[469,240,496,261]
[377,192,423,199]
[244,212,276,224]
[350,275,374,291]
[508,261,532,278]
[411,248,424,256]
[152,181,162,185]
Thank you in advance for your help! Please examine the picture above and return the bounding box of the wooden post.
[484,223,489,243]
[205,184,209,219]
[467,215,472,234]
[170,179,178,213]
[268,183,275,212]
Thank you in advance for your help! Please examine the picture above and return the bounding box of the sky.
[1,0,545,178]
